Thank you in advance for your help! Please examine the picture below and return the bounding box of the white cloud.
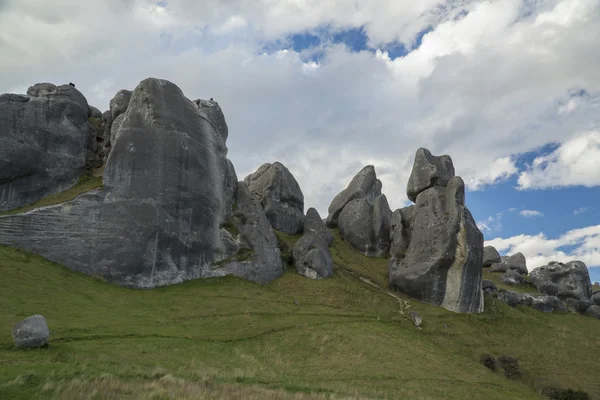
[477,213,503,234]
[517,132,600,190]
[574,207,588,215]
[0,0,599,216]
[519,209,544,218]
[486,224,600,271]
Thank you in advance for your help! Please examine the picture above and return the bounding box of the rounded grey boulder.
[326,165,382,228]
[12,315,49,349]
[586,305,600,319]
[244,162,305,235]
[593,292,600,306]
[109,89,132,120]
[89,105,103,118]
[505,252,527,275]
[406,148,455,202]
[304,208,332,245]
[483,246,501,267]
[482,279,498,293]
[292,232,333,279]
[529,261,592,301]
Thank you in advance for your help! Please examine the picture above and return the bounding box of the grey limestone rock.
[304,207,332,245]
[292,231,333,280]
[12,315,50,349]
[0,78,280,287]
[406,148,455,202]
[389,206,415,260]
[408,311,422,327]
[565,298,591,313]
[529,261,592,301]
[586,305,600,319]
[505,252,528,275]
[500,269,525,286]
[326,165,382,228]
[483,246,501,267]
[109,89,132,120]
[0,83,96,211]
[338,194,392,257]
[89,105,103,118]
[593,292,600,306]
[388,176,484,313]
[244,162,304,235]
[482,279,498,293]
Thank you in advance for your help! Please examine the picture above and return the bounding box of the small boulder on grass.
[12,315,50,349]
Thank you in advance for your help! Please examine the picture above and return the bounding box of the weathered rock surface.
[12,315,50,348]
[565,298,591,313]
[0,78,281,287]
[529,261,592,301]
[406,148,455,202]
[482,279,498,293]
[408,311,422,327]
[304,208,332,245]
[89,105,103,118]
[292,231,333,279]
[389,176,484,313]
[0,83,96,211]
[483,246,501,267]
[389,206,415,260]
[338,194,392,257]
[586,305,600,319]
[244,162,304,235]
[500,269,525,286]
[593,292,600,306]
[497,291,566,313]
[505,253,528,275]
[326,165,382,228]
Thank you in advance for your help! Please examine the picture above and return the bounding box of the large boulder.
[586,305,600,319]
[593,292,600,306]
[292,231,333,279]
[304,207,332,245]
[406,148,455,202]
[505,253,528,275]
[0,78,281,287]
[389,206,415,259]
[0,83,96,211]
[12,315,50,349]
[483,246,501,267]
[389,176,484,313]
[244,162,304,235]
[338,194,392,257]
[500,269,525,286]
[529,261,592,301]
[326,165,382,228]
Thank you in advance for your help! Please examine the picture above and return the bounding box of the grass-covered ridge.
[1,231,599,399]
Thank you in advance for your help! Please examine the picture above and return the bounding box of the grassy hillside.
[1,230,599,399]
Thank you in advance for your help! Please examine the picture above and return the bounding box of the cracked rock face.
[388,148,484,314]
[244,162,305,235]
[0,78,281,288]
[529,261,592,301]
[0,83,96,211]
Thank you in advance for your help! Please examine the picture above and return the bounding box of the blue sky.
[0,0,599,280]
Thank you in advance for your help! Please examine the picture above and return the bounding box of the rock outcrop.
[483,246,501,267]
[489,253,528,276]
[593,292,600,306]
[12,315,50,348]
[529,261,592,301]
[244,162,304,235]
[326,165,382,228]
[0,83,96,211]
[587,305,600,319]
[304,207,332,245]
[0,78,282,287]
[292,232,333,279]
[500,269,525,286]
[389,206,415,260]
[389,149,484,313]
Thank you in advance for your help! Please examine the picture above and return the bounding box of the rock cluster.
[388,148,484,313]
[484,248,529,286]
[0,83,96,211]
[326,166,392,257]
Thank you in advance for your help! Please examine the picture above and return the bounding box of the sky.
[1,0,599,281]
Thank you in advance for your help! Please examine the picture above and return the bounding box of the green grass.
[1,231,599,399]
[482,269,539,294]
[0,175,103,217]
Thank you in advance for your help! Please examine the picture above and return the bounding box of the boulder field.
[0,77,596,318]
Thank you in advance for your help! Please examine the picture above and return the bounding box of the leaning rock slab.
[244,162,304,235]
[0,78,276,288]
[12,315,50,349]
[0,83,96,211]
[304,207,332,245]
[529,261,592,301]
[326,165,382,228]
[406,148,455,202]
[389,176,484,313]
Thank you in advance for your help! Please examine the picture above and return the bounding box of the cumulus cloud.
[519,209,544,218]
[517,131,600,190]
[486,224,600,271]
[0,0,599,217]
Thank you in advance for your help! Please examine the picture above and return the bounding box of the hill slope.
[1,230,599,399]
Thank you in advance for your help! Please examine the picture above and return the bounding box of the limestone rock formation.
[406,148,455,202]
[389,206,415,260]
[292,231,333,280]
[593,292,600,306]
[244,162,304,235]
[489,253,528,275]
[483,246,501,267]
[389,175,484,313]
[529,261,592,301]
[482,280,498,294]
[89,105,103,118]
[338,194,392,257]
[0,83,96,211]
[498,291,566,313]
[500,269,525,286]
[304,208,332,245]
[586,305,600,319]
[12,315,50,349]
[388,148,484,314]
[0,78,282,287]
[326,165,382,228]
